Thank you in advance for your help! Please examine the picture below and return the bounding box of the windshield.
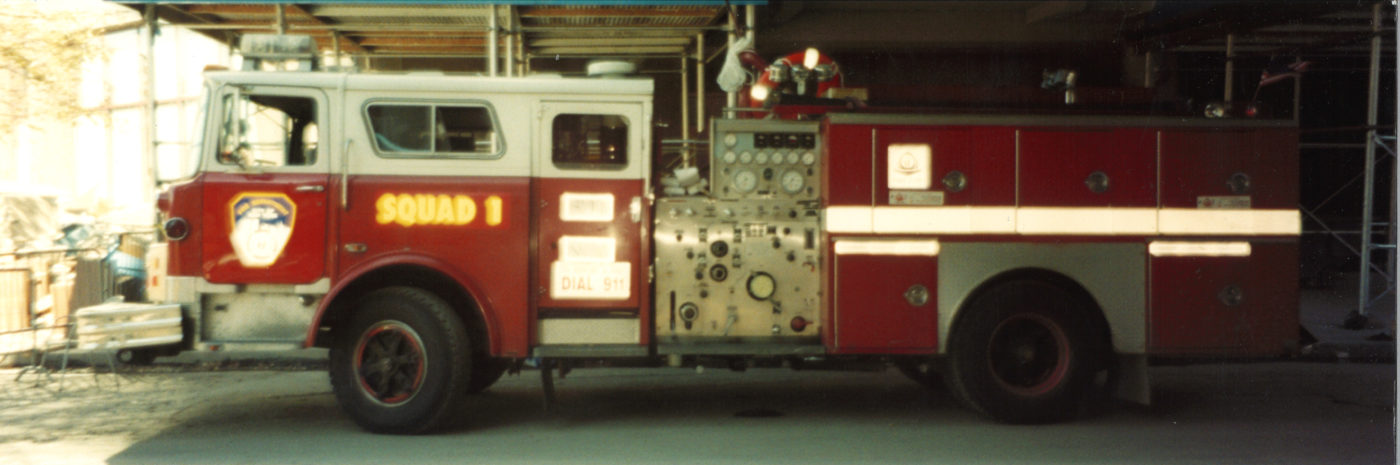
[158,85,208,182]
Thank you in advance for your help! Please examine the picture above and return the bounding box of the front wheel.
[329,287,472,434]
[944,280,1106,424]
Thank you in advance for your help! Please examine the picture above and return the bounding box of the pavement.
[1299,271,1396,363]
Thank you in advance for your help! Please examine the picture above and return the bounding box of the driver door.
[201,85,330,284]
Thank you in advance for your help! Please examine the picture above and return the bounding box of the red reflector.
[790,316,808,332]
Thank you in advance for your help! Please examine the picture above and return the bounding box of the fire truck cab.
[137,38,1300,434]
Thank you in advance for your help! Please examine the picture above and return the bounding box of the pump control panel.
[711,119,822,201]
[654,197,822,341]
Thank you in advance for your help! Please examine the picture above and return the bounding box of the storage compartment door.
[832,240,938,354]
[1149,241,1298,356]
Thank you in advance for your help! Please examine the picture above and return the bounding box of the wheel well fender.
[947,268,1113,359]
[308,261,493,357]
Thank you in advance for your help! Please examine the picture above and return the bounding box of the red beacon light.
[747,47,844,108]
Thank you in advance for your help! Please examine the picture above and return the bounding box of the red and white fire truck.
[126,36,1300,433]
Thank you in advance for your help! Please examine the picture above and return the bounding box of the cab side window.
[217,93,318,167]
[551,114,628,170]
[366,103,499,157]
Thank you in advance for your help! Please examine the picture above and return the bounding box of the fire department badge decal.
[229,192,296,268]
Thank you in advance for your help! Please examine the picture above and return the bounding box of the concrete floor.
[1,361,1393,465]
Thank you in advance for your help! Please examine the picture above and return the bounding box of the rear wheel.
[944,279,1105,424]
[329,287,472,434]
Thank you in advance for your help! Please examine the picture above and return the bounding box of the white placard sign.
[560,192,615,222]
[550,261,631,300]
[887,144,932,190]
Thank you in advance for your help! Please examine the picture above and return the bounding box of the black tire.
[466,356,509,394]
[894,357,941,389]
[329,287,472,434]
[944,279,1106,424]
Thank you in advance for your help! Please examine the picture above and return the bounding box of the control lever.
[722,308,738,336]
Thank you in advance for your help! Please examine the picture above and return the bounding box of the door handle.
[295,185,325,192]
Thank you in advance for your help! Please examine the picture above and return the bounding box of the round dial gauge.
[785,151,801,164]
[801,151,817,165]
[739,151,754,164]
[747,272,776,301]
[731,169,759,193]
[773,150,787,164]
[723,133,738,147]
[780,170,806,194]
[755,151,771,165]
[722,150,737,164]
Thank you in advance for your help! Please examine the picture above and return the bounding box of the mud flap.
[1115,354,1151,405]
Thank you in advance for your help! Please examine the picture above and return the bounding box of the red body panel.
[333,175,532,357]
[1019,129,1157,207]
[1159,129,1299,209]
[875,126,1017,206]
[823,122,876,207]
[532,179,647,312]
[201,172,329,284]
[831,251,938,354]
[160,176,205,278]
[1149,241,1299,356]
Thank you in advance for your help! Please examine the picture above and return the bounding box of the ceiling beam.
[520,7,719,18]
[284,4,366,53]
[185,4,275,15]
[359,37,487,47]
[531,37,691,47]
[533,46,687,55]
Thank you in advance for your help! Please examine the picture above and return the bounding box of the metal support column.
[724,10,737,117]
[504,6,514,78]
[143,5,158,224]
[275,4,286,35]
[681,55,690,166]
[1352,1,1387,326]
[1223,33,1235,103]
[332,31,342,71]
[696,33,705,135]
[488,4,498,77]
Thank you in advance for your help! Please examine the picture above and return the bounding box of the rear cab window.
[365,102,502,158]
[551,114,629,170]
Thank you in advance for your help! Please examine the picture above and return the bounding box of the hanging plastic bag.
[717,35,753,92]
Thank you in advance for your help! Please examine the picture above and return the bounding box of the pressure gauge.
[756,151,770,165]
[723,133,738,147]
[785,151,800,164]
[747,272,776,301]
[780,170,806,194]
[739,151,754,164]
[801,151,817,165]
[722,150,737,164]
[774,150,788,165]
[731,169,759,193]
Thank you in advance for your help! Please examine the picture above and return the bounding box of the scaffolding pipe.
[1357,1,1383,319]
[696,33,705,135]
[1223,33,1235,103]
[682,55,691,166]
[724,10,737,117]
[505,6,514,77]
[516,15,525,75]
[488,4,498,77]
[144,4,158,224]
[332,30,342,71]
[276,4,286,35]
